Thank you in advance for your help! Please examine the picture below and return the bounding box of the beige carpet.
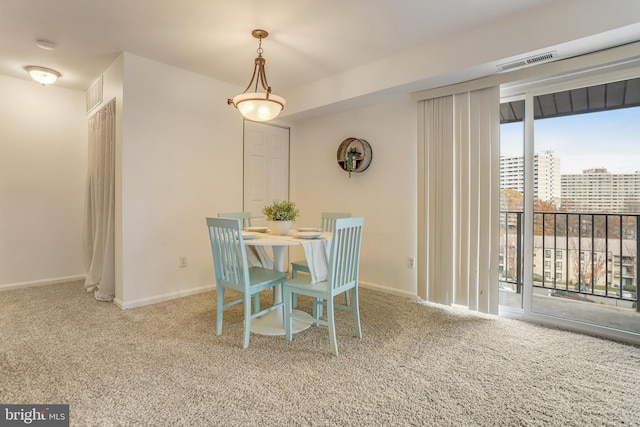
[1,281,638,426]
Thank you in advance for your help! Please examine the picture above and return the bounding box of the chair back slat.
[327,217,364,292]
[207,217,249,291]
[320,212,351,232]
[218,212,253,228]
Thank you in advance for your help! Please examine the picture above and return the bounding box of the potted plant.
[345,146,362,178]
[262,200,299,235]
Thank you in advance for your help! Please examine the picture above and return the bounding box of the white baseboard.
[2,276,415,309]
[0,275,85,292]
[116,284,217,309]
[115,281,414,310]
[114,281,414,309]
[359,280,416,299]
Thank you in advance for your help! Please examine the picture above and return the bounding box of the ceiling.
[0,0,569,92]
[1,0,639,110]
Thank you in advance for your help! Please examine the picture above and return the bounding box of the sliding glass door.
[499,95,525,311]
[499,72,640,342]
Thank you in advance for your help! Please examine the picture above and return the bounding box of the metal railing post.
[517,212,522,294]
[605,215,609,297]
[578,214,582,292]
[565,213,569,292]
[636,215,639,313]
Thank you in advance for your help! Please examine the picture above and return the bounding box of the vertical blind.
[418,87,500,314]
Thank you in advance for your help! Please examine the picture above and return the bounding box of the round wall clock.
[336,138,372,177]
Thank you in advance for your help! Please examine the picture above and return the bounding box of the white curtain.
[83,99,116,301]
[419,87,500,314]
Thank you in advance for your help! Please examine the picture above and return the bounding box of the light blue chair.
[217,212,253,228]
[283,217,364,356]
[291,212,351,279]
[206,217,286,349]
[291,212,352,308]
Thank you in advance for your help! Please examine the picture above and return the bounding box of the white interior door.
[243,121,290,226]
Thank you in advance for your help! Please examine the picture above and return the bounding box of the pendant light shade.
[231,92,286,122]
[228,29,285,122]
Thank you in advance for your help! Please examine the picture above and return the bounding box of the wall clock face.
[337,138,372,175]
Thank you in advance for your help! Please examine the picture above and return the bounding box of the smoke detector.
[36,39,57,50]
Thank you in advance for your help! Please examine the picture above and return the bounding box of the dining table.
[243,228,332,336]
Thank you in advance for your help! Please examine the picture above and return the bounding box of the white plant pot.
[269,220,293,236]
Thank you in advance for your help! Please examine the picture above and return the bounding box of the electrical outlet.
[408,257,415,269]
[179,256,188,267]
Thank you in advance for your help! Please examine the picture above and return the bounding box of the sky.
[500,106,640,174]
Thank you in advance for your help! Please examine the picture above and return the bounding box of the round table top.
[242,232,330,247]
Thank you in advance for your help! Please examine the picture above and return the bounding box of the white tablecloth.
[298,234,331,283]
[244,232,331,283]
[246,246,274,270]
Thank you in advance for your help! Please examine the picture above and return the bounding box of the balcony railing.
[499,211,639,311]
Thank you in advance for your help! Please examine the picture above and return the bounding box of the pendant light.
[227,29,285,122]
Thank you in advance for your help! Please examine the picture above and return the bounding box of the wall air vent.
[86,75,103,113]
[497,51,558,72]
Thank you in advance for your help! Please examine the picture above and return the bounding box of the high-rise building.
[500,150,561,207]
[561,169,640,213]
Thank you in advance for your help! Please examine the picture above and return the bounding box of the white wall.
[0,74,86,288]
[117,53,244,308]
[290,96,418,296]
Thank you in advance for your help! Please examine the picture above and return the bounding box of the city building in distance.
[500,150,561,208]
[561,168,640,213]
[500,151,640,214]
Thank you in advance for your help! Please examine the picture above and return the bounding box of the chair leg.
[345,289,351,306]
[327,298,339,356]
[312,297,322,323]
[254,294,260,313]
[291,268,298,308]
[243,297,252,349]
[352,287,362,339]
[314,297,324,320]
[216,287,224,336]
[283,288,293,342]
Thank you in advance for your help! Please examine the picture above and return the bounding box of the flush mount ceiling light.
[25,66,61,85]
[227,29,285,122]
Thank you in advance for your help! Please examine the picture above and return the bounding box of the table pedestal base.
[244,246,315,336]
[251,309,313,336]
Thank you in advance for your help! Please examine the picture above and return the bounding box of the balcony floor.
[500,287,640,335]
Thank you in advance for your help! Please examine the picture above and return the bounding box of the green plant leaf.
[261,200,300,222]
